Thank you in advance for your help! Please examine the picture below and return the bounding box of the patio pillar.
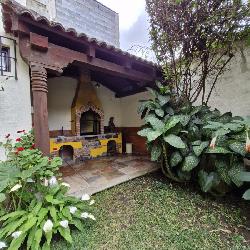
[30,64,50,155]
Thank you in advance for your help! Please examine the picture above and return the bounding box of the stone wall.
[50,133,122,162]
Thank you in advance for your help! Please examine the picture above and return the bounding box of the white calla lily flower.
[0,241,7,249]
[89,200,95,205]
[88,214,96,221]
[81,212,89,219]
[81,212,96,220]
[10,184,22,192]
[81,194,90,201]
[69,206,78,214]
[11,231,22,239]
[61,182,70,188]
[43,220,53,233]
[59,220,69,228]
[44,178,49,187]
[49,176,58,186]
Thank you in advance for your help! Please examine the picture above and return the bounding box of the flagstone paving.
[60,155,159,197]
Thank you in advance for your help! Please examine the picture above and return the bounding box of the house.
[0,0,162,162]
[0,0,249,163]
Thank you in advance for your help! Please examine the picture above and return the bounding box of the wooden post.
[30,64,50,155]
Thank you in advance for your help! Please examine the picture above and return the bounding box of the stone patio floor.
[60,155,159,197]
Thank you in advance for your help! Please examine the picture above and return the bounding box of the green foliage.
[146,0,249,104]
[0,131,95,249]
[164,134,186,149]
[170,151,182,167]
[151,144,162,162]
[182,155,199,171]
[138,83,250,197]
[0,162,20,192]
[239,172,250,200]
[198,170,220,193]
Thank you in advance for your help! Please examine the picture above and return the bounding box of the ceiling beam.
[19,35,156,82]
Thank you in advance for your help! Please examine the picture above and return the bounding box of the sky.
[97,0,154,60]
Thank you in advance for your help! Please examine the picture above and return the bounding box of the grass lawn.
[52,171,250,250]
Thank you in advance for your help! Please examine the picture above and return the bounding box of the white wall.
[96,85,122,127]
[47,78,123,130]
[207,48,250,117]
[0,6,32,160]
[120,91,151,127]
[47,76,77,131]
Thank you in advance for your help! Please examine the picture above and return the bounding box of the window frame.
[0,46,11,74]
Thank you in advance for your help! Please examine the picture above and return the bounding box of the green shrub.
[0,131,95,250]
[138,82,250,196]
[239,171,250,200]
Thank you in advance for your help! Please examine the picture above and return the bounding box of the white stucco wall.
[0,6,32,160]
[207,48,250,117]
[120,91,151,127]
[47,76,77,131]
[47,77,123,130]
[96,85,122,127]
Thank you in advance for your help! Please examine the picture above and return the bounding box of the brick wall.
[120,127,149,155]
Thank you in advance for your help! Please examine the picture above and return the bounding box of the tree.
[146,0,250,104]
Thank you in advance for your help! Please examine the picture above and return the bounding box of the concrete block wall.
[55,0,119,47]
[26,0,120,47]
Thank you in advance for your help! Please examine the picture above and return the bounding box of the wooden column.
[30,64,50,155]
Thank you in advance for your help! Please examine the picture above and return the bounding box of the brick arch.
[75,102,104,136]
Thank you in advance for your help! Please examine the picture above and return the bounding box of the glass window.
[0,47,11,73]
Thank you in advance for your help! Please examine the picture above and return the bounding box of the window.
[80,110,101,136]
[0,47,11,73]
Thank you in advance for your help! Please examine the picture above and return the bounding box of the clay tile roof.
[1,0,158,67]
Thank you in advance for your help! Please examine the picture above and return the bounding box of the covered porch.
[2,0,161,156]
[2,0,161,192]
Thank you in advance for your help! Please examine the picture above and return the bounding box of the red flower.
[32,144,35,148]
[5,134,10,138]
[16,138,21,142]
[17,147,24,152]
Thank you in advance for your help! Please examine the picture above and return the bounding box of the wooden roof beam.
[19,35,155,82]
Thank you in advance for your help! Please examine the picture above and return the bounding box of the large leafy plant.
[0,131,95,249]
[199,116,250,195]
[138,83,250,196]
[138,82,210,182]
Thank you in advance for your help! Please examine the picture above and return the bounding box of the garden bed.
[52,171,250,250]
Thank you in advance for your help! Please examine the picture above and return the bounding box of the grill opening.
[80,110,101,135]
[59,145,74,162]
